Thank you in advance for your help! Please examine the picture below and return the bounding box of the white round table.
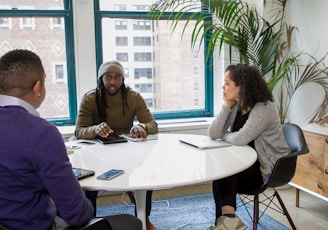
[68,133,257,230]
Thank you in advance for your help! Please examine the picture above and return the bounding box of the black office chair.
[237,123,309,230]
[0,218,111,230]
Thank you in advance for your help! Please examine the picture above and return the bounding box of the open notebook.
[178,135,231,149]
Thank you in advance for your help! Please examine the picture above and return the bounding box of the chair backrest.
[268,123,309,188]
[282,123,309,156]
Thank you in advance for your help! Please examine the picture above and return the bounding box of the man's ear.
[32,80,42,97]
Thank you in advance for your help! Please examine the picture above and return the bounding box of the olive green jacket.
[75,89,158,139]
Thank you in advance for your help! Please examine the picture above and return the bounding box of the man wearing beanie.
[75,60,158,230]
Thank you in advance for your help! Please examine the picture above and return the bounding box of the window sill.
[57,117,214,141]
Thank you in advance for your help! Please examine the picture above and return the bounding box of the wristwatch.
[138,123,147,132]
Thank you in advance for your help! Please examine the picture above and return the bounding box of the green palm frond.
[276,54,328,123]
[149,0,284,74]
[149,0,328,124]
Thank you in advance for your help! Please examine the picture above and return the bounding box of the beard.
[106,85,121,95]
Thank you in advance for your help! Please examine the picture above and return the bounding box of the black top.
[232,110,255,149]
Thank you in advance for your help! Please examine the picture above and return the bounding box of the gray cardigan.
[208,101,290,184]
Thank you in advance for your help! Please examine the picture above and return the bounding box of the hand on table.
[96,122,113,138]
[129,125,147,140]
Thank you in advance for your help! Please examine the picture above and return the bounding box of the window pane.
[99,0,201,12]
[115,20,127,30]
[54,64,65,82]
[101,18,205,112]
[116,53,128,62]
[0,0,64,10]
[0,5,71,119]
[116,37,128,46]
[0,17,11,28]
[134,37,151,46]
[133,21,151,30]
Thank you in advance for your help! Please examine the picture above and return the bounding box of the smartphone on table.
[77,141,96,145]
[97,169,124,180]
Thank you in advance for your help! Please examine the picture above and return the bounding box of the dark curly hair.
[225,64,273,111]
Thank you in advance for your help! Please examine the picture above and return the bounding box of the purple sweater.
[0,104,93,230]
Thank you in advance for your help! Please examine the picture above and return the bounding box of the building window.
[134,5,149,11]
[124,68,129,79]
[115,20,127,30]
[135,83,153,93]
[134,37,151,46]
[133,21,151,30]
[116,53,128,62]
[18,6,35,30]
[194,98,199,106]
[114,4,127,11]
[193,66,199,75]
[0,17,12,29]
[54,63,65,83]
[144,98,153,108]
[134,52,151,62]
[51,17,64,29]
[116,37,128,46]
[194,82,199,91]
[134,68,152,79]
[19,17,35,29]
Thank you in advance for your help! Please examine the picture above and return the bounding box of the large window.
[96,0,213,119]
[0,0,76,125]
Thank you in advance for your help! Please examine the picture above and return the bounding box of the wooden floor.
[97,183,328,230]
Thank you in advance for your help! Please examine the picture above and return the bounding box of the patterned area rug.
[97,192,290,230]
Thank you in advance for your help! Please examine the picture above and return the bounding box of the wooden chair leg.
[275,191,297,230]
[253,195,258,230]
[295,188,300,208]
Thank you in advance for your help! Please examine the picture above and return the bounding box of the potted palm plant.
[149,0,328,124]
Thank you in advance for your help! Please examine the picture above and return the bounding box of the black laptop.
[95,135,128,144]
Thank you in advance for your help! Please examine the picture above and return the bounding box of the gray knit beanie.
[98,60,124,78]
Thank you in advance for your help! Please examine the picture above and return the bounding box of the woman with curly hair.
[207,64,290,230]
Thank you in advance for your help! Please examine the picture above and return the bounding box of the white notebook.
[178,135,231,149]
[121,133,158,142]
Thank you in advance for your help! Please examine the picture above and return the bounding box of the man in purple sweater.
[0,49,142,230]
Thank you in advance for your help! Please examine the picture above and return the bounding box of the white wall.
[73,0,97,105]
[285,0,328,125]
[72,0,328,125]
